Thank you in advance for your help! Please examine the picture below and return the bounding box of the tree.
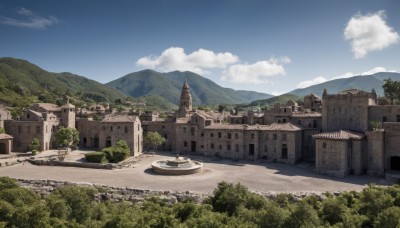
[383,78,400,105]
[55,127,79,152]
[29,138,40,154]
[0,128,5,134]
[143,132,166,152]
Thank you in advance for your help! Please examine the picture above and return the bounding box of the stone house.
[0,133,13,154]
[77,115,143,156]
[315,88,400,177]
[4,102,75,152]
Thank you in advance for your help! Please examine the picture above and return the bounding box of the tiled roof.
[205,123,302,131]
[0,133,13,139]
[33,103,61,112]
[61,103,75,108]
[313,130,364,140]
[102,115,138,122]
[291,112,321,117]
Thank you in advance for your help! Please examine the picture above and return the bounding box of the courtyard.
[0,151,386,194]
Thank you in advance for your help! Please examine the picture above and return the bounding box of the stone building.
[0,133,13,154]
[77,115,143,156]
[4,103,74,152]
[0,108,11,128]
[143,82,304,164]
[315,89,400,177]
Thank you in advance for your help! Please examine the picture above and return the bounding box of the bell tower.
[61,100,76,128]
[177,81,192,117]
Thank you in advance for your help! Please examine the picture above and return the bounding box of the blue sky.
[1,0,399,95]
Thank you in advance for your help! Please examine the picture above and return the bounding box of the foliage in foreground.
[0,177,400,228]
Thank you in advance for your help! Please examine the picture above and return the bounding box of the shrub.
[84,152,107,163]
[101,140,130,163]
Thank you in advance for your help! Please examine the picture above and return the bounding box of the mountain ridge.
[106,70,273,106]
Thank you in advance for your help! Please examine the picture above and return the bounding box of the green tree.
[55,126,80,152]
[383,78,400,105]
[143,132,166,152]
[0,128,5,134]
[102,140,130,163]
[29,138,41,154]
[374,206,400,228]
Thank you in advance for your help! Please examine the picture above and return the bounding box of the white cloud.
[220,58,290,84]
[344,10,399,59]
[0,7,59,29]
[361,66,388,75]
[297,66,397,89]
[136,47,239,75]
[296,76,327,89]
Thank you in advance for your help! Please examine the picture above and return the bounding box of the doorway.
[0,143,5,154]
[191,141,196,152]
[249,144,255,156]
[391,156,400,170]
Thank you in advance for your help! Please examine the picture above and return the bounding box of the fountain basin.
[151,156,203,175]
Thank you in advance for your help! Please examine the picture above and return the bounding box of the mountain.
[240,93,302,109]
[106,70,273,106]
[0,57,128,107]
[288,72,400,97]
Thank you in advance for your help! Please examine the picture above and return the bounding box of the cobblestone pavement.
[0,151,386,194]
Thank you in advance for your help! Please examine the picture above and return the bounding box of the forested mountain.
[106,70,273,106]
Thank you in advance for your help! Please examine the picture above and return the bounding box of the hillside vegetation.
[0,57,127,106]
[107,70,273,106]
[0,177,399,227]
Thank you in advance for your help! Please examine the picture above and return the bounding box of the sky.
[1,0,399,95]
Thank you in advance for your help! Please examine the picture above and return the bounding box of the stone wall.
[14,178,349,204]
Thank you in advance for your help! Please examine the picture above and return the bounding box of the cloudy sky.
[1,0,399,95]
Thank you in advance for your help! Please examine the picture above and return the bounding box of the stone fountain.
[151,154,203,175]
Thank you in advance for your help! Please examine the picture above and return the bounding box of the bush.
[84,152,107,163]
[101,140,130,163]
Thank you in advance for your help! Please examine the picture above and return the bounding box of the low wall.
[14,178,350,205]
[28,160,118,169]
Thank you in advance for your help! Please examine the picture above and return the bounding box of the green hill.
[288,72,400,97]
[0,57,129,107]
[107,70,273,106]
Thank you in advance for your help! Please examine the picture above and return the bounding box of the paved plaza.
[0,151,386,194]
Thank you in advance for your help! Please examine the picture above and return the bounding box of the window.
[191,127,195,136]
[36,126,40,134]
[110,126,113,131]
[282,134,287,141]
[397,115,400,122]
[210,133,214,137]
[218,132,222,138]
[27,113,30,119]
[183,127,187,134]
[323,142,326,149]
[273,134,277,140]
[266,134,269,140]
[162,125,165,129]
[125,126,128,133]
[211,143,214,149]
[219,145,222,150]
[278,120,281,123]
[118,126,121,130]
[297,120,301,125]
[251,133,254,139]
[283,108,286,113]
[201,132,204,137]
[264,145,268,152]
[201,145,204,148]
[228,133,231,139]
[227,143,231,151]
[235,133,238,139]
[283,118,287,123]
[184,141,187,147]
[236,144,239,152]
[382,116,387,122]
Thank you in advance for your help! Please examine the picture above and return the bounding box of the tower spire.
[177,81,192,117]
